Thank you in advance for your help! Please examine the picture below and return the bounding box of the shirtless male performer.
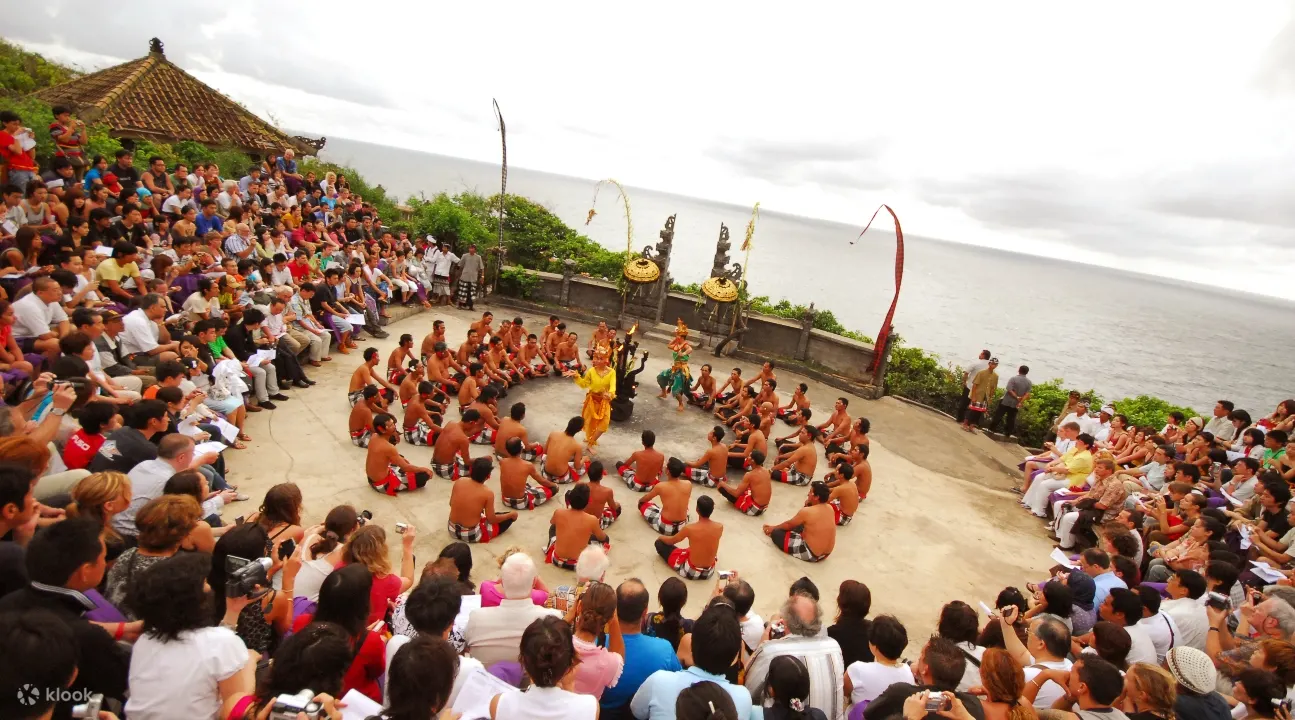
[687,363,716,408]
[420,319,448,364]
[617,430,665,492]
[687,426,729,488]
[827,418,871,463]
[387,333,416,384]
[468,311,494,340]
[542,321,566,364]
[457,328,483,367]
[727,412,767,470]
[575,461,621,529]
[718,386,757,426]
[487,336,523,384]
[773,409,814,452]
[467,386,501,445]
[424,340,462,395]
[717,450,772,516]
[458,362,485,412]
[542,417,589,484]
[754,379,778,411]
[586,321,614,359]
[777,383,811,423]
[638,457,693,536]
[348,347,397,405]
[771,426,819,486]
[518,334,550,377]
[397,361,428,408]
[402,381,443,446]
[539,315,561,347]
[554,331,583,373]
[712,368,744,414]
[743,360,777,388]
[349,385,385,447]
[655,495,724,580]
[432,408,484,480]
[498,437,559,510]
[832,444,873,499]
[447,456,517,543]
[366,412,432,496]
[493,402,544,461]
[506,317,527,354]
[545,483,610,570]
[763,481,836,563]
[823,468,860,526]
[817,397,853,449]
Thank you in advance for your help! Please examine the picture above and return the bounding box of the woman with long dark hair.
[223,621,352,720]
[645,576,693,650]
[829,579,873,667]
[294,504,360,606]
[245,482,304,588]
[292,564,385,702]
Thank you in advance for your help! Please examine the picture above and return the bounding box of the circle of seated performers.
[345,313,873,570]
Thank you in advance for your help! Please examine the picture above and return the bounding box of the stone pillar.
[653,271,671,325]
[559,259,577,306]
[873,326,896,389]
[795,303,816,361]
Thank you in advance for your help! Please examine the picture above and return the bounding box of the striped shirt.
[224,233,251,255]
[745,634,845,719]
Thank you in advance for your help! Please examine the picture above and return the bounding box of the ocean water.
[318,137,1295,413]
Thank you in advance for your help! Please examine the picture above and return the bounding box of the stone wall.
[498,266,888,392]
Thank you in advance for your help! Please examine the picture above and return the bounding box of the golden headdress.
[674,318,689,338]
[593,346,611,361]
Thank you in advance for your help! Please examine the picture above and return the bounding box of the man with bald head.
[745,592,845,720]
[601,578,681,717]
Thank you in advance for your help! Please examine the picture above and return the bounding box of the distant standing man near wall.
[956,349,992,423]
[456,244,486,311]
[988,365,1032,438]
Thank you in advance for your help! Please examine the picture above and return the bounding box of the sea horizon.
[317,135,1295,414]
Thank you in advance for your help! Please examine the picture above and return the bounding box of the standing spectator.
[631,602,753,720]
[601,578,681,719]
[48,106,86,179]
[746,593,845,720]
[124,552,255,719]
[829,579,874,668]
[962,358,1000,431]
[0,110,39,190]
[955,349,991,423]
[455,244,485,310]
[988,365,1032,437]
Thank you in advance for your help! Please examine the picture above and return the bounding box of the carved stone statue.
[710,224,731,279]
[611,332,650,422]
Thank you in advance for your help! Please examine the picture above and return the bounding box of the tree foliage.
[0,39,80,97]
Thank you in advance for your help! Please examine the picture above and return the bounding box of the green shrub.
[1111,395,1200,431]
[498,266,541,300]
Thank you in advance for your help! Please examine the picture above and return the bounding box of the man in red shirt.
[0,110,38,191]
[288,249,313,282]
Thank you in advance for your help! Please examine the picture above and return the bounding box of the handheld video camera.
[225,554,272,597]
[356,509,373,526]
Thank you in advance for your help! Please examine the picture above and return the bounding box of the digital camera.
[70,693,103,718]
[925,692,951,712]
[268,689,323,720]
[356,509,374,525]
[225,554,272,597]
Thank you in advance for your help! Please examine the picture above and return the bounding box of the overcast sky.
[10,1,1295,299]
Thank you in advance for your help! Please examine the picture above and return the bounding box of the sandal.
[233,440,248,450]
[238,433,252,442]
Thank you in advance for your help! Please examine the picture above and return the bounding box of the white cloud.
[10,0,1295,298]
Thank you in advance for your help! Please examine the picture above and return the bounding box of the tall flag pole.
[491,99,507,291]
[851,205,904,373]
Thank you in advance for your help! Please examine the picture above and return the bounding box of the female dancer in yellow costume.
[564,346,616,450]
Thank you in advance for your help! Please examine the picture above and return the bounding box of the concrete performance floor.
[222,303,1057,638]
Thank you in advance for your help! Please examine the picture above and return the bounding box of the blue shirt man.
[1082,549,1127,609]
[195,206,223,236]
[629,601,752,720]
[601,631,680,713]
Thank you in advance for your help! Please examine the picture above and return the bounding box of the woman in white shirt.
[125,552,254,720]
[845,614,914,708]
[491,615,597,720]
[937,601,987,692]
[294,505,362,604]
